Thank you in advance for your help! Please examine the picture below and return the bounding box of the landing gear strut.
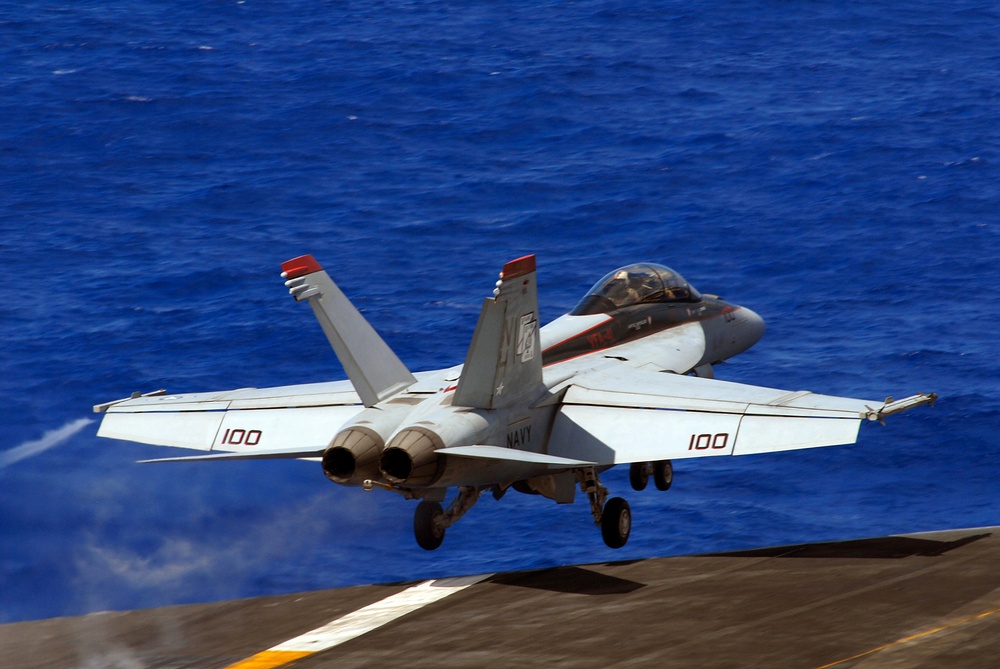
[578,467,631,549]
[412,485,483,551]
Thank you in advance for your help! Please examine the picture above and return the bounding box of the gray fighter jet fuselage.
[94,254,933,550]
[326,259,765,493]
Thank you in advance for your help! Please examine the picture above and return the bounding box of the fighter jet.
[94,255,935,550]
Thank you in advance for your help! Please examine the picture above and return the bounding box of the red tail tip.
[501,254,536,280]
[281,255,323,279]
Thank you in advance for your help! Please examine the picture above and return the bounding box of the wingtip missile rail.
[865,392,939,424]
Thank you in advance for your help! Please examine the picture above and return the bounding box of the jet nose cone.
[740,307,766,346]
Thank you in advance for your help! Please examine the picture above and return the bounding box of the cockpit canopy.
[571,263,702,315]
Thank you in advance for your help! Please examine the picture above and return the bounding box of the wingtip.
[281,254,323,279]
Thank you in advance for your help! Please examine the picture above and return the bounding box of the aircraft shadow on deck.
[709,532,991,560]
[490,566,646,596]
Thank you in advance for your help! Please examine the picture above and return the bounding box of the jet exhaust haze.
[0,418,94,470]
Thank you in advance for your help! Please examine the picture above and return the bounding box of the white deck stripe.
[272,574,491,653]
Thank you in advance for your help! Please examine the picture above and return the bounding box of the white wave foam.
[0,418,94,469]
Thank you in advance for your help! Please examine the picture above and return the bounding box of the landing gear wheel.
[654,460,673,491]
[629,462,649,491]
[414,500,445,551]
[600,497,631,549]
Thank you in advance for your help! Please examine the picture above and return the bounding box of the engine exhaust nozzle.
[379,426,444,486]
[322,426,383,484]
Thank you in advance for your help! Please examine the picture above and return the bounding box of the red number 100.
[688,433,729,450]
[220,428,262,446]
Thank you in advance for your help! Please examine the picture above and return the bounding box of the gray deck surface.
[3,526,999,668]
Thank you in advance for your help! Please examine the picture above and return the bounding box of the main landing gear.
[409,461,674,551]
[413,486,483,551]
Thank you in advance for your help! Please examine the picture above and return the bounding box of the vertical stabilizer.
[453,255,543,410]
[281,255,416,407]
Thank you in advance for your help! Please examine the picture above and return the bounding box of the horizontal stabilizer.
[436,445,595,468]
[139,447,326,464]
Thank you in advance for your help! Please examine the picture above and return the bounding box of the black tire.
[654,460,673,491]
[629,462,649,491]
[414,500,445,551]
[601,497,631,549]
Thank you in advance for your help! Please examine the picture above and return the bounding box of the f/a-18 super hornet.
[94,255,935,549]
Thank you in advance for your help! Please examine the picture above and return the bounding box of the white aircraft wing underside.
[95,379,365,453]
[98,404,365,453]
[549,366,882,465]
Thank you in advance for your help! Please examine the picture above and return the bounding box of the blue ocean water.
[2,1,998,623]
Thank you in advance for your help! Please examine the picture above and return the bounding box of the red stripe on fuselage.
[539,316,614,357]
[540,304,742,368]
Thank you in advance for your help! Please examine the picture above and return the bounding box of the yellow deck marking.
[222,574,491,669]
[815,606,1000,669]
[223,650,312,669]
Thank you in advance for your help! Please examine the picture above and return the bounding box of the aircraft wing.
[94,381,364,455]
[547,367,936,465]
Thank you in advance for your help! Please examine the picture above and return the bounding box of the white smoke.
[69,489,383,613]
[0,418,94,469]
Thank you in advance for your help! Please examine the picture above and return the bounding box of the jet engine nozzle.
[323,426,383,484]
[380,426,445,486]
